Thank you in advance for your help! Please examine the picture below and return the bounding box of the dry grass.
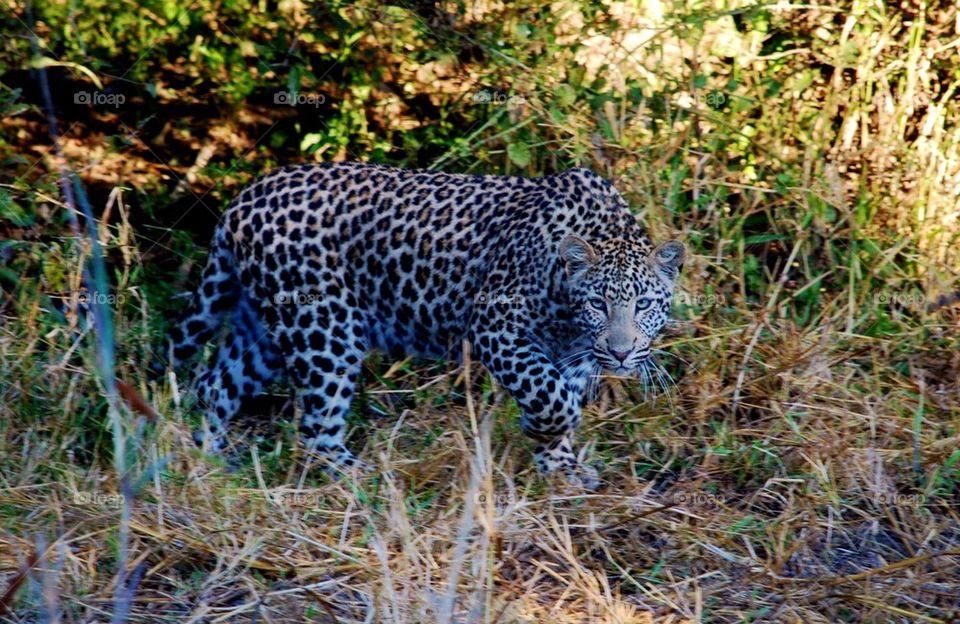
[3,342,960,622]
[2,0,960,622]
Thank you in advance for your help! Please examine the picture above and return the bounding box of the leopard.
[166,162,685,488]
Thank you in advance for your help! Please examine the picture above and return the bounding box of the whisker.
[654,365,669,397]
[635,362,644,402]
[557,361,585,376]
[554,349,592,369]
[601,373,635,380]
[651,363,663,401]
[646,359,661,393]
[554,349,591,370]
[637,362,649,403]
[652,348,695,372]
[557,353,593,378]
[587,364,603,401]
[652,357,680,395]
[651,360,675,413]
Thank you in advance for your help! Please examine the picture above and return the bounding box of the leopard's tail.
[162,228,240,370]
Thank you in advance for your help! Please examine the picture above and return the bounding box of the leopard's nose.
[610,348,633,363]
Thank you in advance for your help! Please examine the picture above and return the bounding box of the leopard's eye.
[635,297,653,314]
[588,297,607,312]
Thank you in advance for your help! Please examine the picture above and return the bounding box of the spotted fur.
[168,163,685,487]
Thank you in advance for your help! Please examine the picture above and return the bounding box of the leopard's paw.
[315,448,374,479]
[562,462,602,491]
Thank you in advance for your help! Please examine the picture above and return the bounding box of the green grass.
[2,0,960,622]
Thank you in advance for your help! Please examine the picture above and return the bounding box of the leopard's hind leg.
[193,296,283,452]
[167,229,237,367]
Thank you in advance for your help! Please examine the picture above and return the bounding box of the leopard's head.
[560,235,685,375]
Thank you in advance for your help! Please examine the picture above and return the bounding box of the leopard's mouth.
[596,349,651,375]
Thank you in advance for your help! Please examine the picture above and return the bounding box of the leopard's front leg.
[469,317,599,489]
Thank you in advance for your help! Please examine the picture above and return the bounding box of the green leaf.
[507,142,531,167]
[300,132,324,153]
[556,83,577,107]
[549,103,567,124]
[744,233,787,245]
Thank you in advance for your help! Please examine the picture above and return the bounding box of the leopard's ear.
[559,235,598,278]
[648,240,685,285]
